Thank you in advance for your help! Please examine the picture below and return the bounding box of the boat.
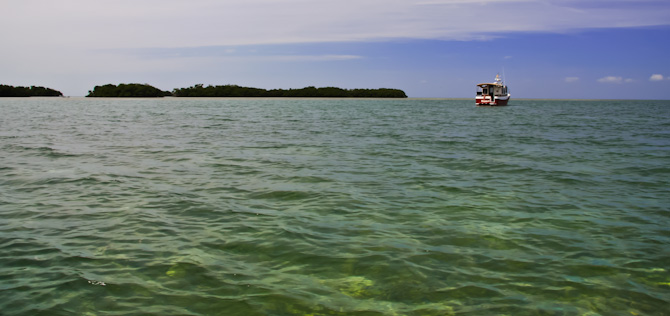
[476,74,510,106]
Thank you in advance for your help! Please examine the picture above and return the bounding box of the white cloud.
[650,74,665,81]
[565,77,580,83]
[597,76,633,84]
[598,76,622,83]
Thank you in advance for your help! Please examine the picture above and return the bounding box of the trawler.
[476,74,510,106]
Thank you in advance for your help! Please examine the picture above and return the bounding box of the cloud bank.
[3,0,670,51]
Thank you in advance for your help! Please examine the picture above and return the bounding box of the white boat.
[476,74,510,106]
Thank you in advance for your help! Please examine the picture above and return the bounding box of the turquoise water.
[1,98,669,315]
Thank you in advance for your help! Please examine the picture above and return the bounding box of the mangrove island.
[87,83,172,98]
[172,84,408,98]
[85,83,407,98]
[0,85,63,97]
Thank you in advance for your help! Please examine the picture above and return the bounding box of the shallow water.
[1,97,669,315]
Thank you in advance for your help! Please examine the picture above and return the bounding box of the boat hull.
[476,95,510,106]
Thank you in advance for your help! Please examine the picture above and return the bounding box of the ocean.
[1,97,669,315]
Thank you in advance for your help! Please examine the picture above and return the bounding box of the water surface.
[1,98,669,315]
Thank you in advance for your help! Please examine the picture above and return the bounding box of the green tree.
[0,84,63,97]
[87,83,171,97]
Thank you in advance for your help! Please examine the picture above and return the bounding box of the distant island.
[87,83,172,98]
[0,85,63,97]
[85,83,407,98]
[173,84,408,98]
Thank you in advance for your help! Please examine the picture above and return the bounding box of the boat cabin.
[476,83,508,98]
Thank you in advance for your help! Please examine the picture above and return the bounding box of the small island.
[0,85,63,97]
[87,83,172,98]
[172,84,408,98]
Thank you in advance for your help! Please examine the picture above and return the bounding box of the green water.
[1,98,669,315]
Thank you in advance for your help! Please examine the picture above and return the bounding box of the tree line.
[87,84,172,98]
[0,85,63,97]
[172,84,407,98]
[86,83,407,98]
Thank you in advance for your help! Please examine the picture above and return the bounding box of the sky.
[1,0,670,99]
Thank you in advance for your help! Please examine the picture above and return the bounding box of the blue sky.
[2,0,670,98]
